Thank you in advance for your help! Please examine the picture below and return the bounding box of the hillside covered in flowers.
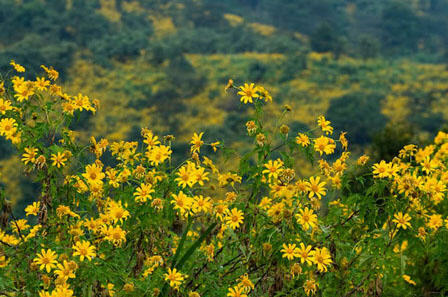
[2,0,448,296]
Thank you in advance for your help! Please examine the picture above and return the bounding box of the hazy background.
[1,0,448,210]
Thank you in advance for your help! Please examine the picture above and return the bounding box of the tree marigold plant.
[0,63,448,296]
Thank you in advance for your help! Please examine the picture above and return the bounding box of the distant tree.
[310,22,345,56]
[327,92,386,146]
[358,35,379,60]
[371,123,415,162]
[247,61,267,82]
[279,53,307,82]
[381,1,422,54]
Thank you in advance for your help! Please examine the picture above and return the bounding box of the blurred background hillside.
[1,0,448,209]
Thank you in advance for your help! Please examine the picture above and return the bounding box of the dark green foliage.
[380,1,422,54]
[247,61,267,82]
[165,56,206,98]
[311,22,345,55]
[358,35,380,60]
[205,112,248,149]
[2,0,448,79]
[371,123,415,162]
[327,92,386,146]
[0,138,14,161]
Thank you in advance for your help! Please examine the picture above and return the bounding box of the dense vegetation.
[2,0,448,208]
[1,1,448,295]
[2,64,448,296]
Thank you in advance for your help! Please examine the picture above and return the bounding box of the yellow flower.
[225,208,244,230]
[313,136,336,155]
[281,243,299,260]
[146,145,172,166]
[107,201,130,223]
[190,132,204,153]
[25,202,40,216]
[55,260,76,281]
[258,197,272,210]
[238,274,254,292]
[10,60,25,72]
[402,274,416,286]
[372,161,391,178]
[175,163,196,188]
[246,120,257,134]
[52,286,74,297]
[192,195,213,214]
[39,291,51,297]
[21,147,38,165]
[134,183,155,203]
[296,207,318,231]
[392,212,412,230]
[72,240,96,262]
[107,283,115,297]
[257,85,272,102]
[357,154,369,165]
[35,155,47,169]
[310,247,333,272]
[237,83,259,104]
[14,81,35,102]
[82,163,105,185]
[297,243,313,265]
[192,166,209,186]
[35,77,50,91]
[33,249,58,273]
[103,225,127,246]
[72,93,94,112]
[290,263,302,278]
[41,65,59,81]
[339,132,348,150]
[427,214,443,230]
[296,133,310,147]
[171,191,193,215]
[123,283,135,292]
[317,115,333,135]
[0,98,12,115]
[90,136,109,158]
[11,219,30,234]
[210,141,220,152]
[62,99,79,115]
[303,278,318,296]
[262,159,284,180]
[227,286,247,297]
[0,118,17,137]
[51,152,68,168]
[306,176,326,199]
[164,268,186,289]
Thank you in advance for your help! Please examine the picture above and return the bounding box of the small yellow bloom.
[51,152,68,168]
[402,274,416,286]
[190,132,204,153]
[310,247,333,272]
[33,249,58,273]
[296,133,310,147]
[392,212,412,230]
[237,83,259,104]
[25,202,40,216]
[164,268,186,289]
[225,208,244,230]
[72,240,96,262]
[281,243,299,260]
[10,60,25,72]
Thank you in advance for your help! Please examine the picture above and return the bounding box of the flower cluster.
[0,63,447,296]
